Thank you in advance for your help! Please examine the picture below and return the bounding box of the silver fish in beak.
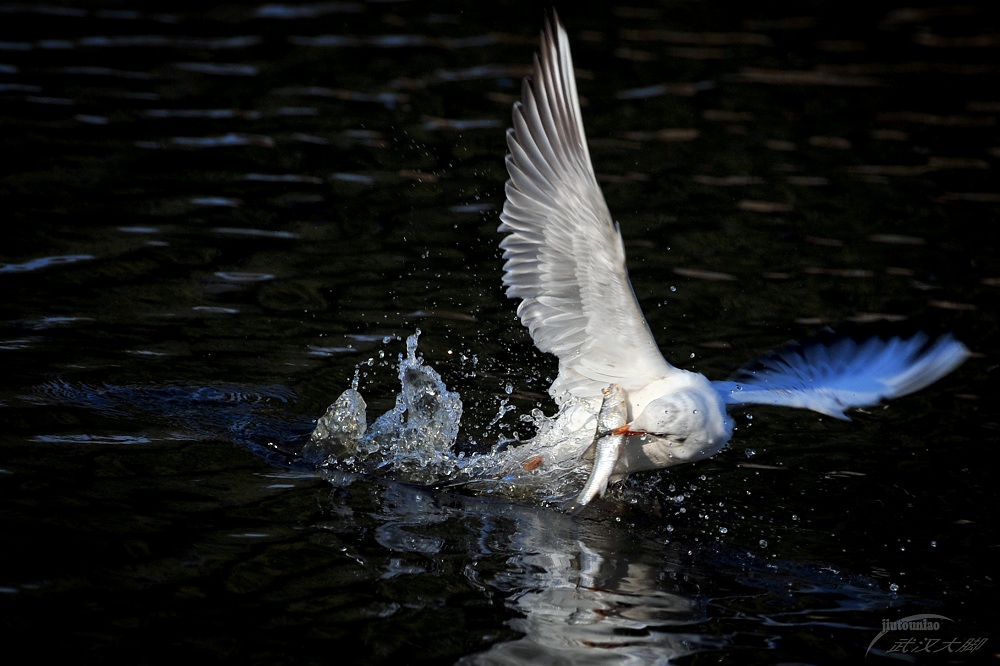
[566,384,627,514]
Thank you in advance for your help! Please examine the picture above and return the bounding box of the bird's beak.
[612,423,645,437]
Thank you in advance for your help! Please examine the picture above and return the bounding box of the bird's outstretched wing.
[712,332,969,419]
[499,14,676,405]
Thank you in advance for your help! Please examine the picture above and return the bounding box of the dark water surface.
[2,1,998,663]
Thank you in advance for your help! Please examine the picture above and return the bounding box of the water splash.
[308,331,602,504]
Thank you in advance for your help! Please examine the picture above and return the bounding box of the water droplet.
[745,448,756,457]
[719,527,728,534]
[669,285,677,292]
[889,583,899,592]
[758,539,768,548]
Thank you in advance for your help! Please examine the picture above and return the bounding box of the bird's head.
[612,390,734,463]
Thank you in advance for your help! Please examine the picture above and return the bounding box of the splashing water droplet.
[309,330,608,504]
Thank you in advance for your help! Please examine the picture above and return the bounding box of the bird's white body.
[499,15,969,510]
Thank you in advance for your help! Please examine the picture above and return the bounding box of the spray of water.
[308,331,602,504]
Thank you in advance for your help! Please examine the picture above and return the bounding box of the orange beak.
[612,424,645,437]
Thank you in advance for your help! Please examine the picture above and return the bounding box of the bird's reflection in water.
[471,515,708,664]
[335,473,712,664]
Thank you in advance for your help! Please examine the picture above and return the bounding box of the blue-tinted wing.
[712,332,969,419]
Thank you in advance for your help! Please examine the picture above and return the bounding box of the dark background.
[1,1,997,663]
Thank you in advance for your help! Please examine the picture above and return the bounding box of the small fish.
[566,384,627,514]
[522,454,544,471]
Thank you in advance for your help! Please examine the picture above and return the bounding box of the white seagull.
[498,15,970,505]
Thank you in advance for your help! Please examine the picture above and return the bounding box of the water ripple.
[737,68,883,86]
[174,62,259,76]
[289,33,499,50]
[190,196,241,207]
[0,254,94,274]
[167,133,275,148]
[214,271,276,283]
[211,227,300,239]
[32,434,153,445]
[244,173,324,184]
[273,85,407,108]
[254,3,364,19]
[145,108,262,119]
[78,35,262,50]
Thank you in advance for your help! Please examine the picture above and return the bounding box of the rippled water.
[2,1,997,663]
